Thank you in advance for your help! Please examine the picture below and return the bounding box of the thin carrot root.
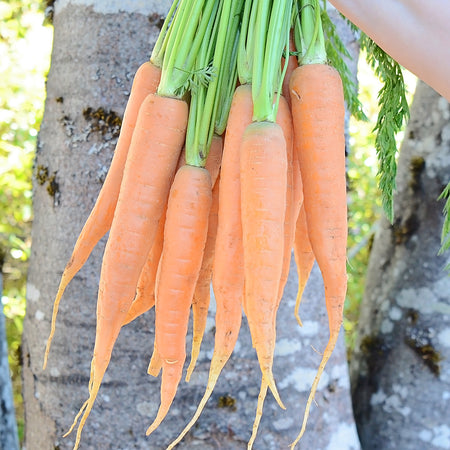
[262,369,285,410]
[185,327,203,381]
[148,346,162,377]
[290,331,339,449]
[43,272,70,369]
[248,379,268,449]
[293,206,315,328]
[294,294,304,328]
[64,374,102,450]
[146,360,184,436]
[63,398,88,438]
[167,355,227,449]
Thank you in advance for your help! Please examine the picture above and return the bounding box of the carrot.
[185,172,220,381]
[122,144,187,326]
[137,135,222,377]
[293,205,315,327]
[289,60,347,450]
[288,2,347,446]
[65,93,188,450]
[166,84,252,450]
[43,61,161,369]
[247,96,297,450]
[145,165,212,436]
[276,94,298,304]
[240,120,287,410]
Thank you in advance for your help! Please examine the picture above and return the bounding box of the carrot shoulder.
[43,61,161,369]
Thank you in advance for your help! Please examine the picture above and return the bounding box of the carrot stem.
[295,0,327,65]
[185,0,242,167]
[237,0,256,85]
[150,0,180,68]
[214,0,243,135]
[251,1,292,122]
[158,0,212,98]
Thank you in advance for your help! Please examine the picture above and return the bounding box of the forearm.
[329,0,450,101]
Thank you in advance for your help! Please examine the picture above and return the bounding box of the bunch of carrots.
[43,0,348,448]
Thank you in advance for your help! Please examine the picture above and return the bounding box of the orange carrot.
[65,93,188,450]
[125,135,222,376]
[122,144,186,326]
[184,136,222,379]
[43,61,161,369]
[293,205,315,327]
[289,63,347,447]
[185,173,220,381]
[128,136,222,379]
[166,85,252,449]
[146,165,212,436]
[248,97,296,450]
[240,120,287,410]
[276,95,298,304]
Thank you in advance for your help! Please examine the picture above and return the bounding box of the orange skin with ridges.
[212,84,252,348]
[289,63,347,448]
[123,135,222,328]
[66,93,188,450]
[276,95,298,305]
[240,120,287,409]
[146,165,212,436]
[43,61,161,369]
[186,174,220,381]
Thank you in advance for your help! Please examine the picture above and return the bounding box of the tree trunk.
[23,3,359,449]
[350,81,450,449]
[0,273,19,450]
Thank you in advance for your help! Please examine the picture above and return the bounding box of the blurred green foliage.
[345,56,382,352]
[0,0,52,441]
[345,53,416,353]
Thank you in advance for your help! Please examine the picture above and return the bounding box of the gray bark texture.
[350,81,450,450]
[0,273,20,450]
[23,3,359,449]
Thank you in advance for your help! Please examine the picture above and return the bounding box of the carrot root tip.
[263,371,285,410]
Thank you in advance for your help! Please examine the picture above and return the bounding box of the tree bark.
[350,81,450,449]
[23,3,359,449]
[0,273,19,450]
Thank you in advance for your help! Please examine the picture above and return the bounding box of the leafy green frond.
[360,33,410,222]
[321,9,367,121]
[438,182,450,257]
[187,64,216,91]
